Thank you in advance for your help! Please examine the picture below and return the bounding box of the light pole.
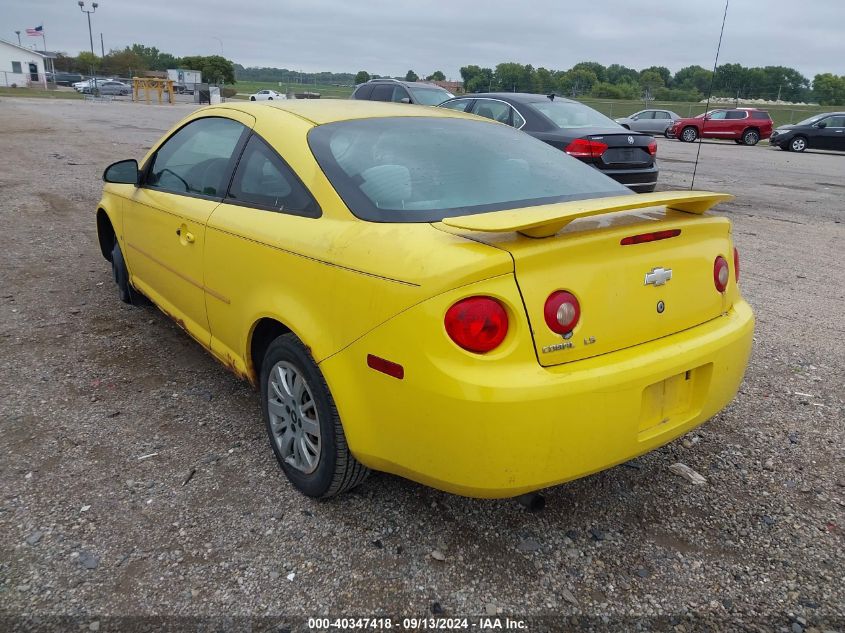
[78,1,97,56]
[14,30,21,46]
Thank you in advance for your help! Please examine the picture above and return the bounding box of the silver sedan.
[616,109,681,136]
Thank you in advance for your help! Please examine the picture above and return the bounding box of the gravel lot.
[1,98,843,632]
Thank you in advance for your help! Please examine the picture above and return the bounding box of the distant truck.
[167,68,202,94]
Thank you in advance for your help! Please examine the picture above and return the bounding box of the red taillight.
[543,291,581,334]
[444,296,508,353]
[647,140,657,156]
[564,138,608,159]
[714,256,729,292]
[367,354,404,379]
[733,247,740,282]
[620,229,681,245]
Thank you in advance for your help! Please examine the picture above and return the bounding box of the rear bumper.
[600,164,659,192]
[321,299,754,498]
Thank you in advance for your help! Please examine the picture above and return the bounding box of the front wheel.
[261,334,369,498]
[742,129,760,146]
[250,96,256,101]
[268,97,273,100]
[680,126,698,142]
[789,136,807,152]
[111,240,148,305]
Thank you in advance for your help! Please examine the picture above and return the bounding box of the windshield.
[795,113,826,126]
[408,86,453,106]
[531,100,621,129]
[308,117,627,222]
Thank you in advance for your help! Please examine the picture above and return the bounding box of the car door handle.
[176,227,195,244]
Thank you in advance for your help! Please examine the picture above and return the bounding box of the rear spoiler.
[441,191,734,238]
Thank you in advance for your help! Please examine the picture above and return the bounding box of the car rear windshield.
[530,100,621,129]
[308,117,628,222]
[408,86,453,105]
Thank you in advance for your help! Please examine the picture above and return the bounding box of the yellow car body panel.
[96,101,754,498]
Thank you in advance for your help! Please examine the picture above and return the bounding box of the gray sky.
[2,0,842,79]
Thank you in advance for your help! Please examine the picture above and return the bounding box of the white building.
[0,39,48,88]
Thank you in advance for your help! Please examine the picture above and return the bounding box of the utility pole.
[100,32,104,57]
[78,2,98,93]
[78,2,98,56]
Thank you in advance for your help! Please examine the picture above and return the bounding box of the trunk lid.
[439,192,736,366]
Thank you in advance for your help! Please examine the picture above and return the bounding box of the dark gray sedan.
[615,109,681,135]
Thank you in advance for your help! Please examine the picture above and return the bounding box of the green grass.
[574,98,837,128]
[226,80,353,99]
[0,87,83,99]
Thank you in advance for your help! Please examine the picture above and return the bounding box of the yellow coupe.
[96,101,754,498]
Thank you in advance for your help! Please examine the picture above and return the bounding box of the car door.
[632,110,655,132]
[123,113,253,345]
[701,110,729,138]
[815,115,845,150]
[652,110,673,133]
[203,132,322,374]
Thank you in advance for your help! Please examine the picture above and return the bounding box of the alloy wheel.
[267,361,321,474]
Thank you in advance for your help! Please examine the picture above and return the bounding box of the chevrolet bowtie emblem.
[644,267,672,286]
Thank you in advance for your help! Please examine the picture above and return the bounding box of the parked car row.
[350,79,660,193]
[71,77,132,95]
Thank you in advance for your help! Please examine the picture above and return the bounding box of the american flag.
[26,26,44,36]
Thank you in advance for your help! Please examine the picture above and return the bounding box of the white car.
[249,89,287,101]
[73,78,113,92]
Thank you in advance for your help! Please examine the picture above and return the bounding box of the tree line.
[53,44,236,84]
[455,61,843,105]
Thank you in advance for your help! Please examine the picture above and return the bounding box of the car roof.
[220,100,482,126]
[452,92,579,105]
[365,78,448,89]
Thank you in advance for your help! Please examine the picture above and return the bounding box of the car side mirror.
[103,159,139,185]
[816,121,827,128]
[399,97,412,104]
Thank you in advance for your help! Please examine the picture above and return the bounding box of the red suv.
[667,108,773,145]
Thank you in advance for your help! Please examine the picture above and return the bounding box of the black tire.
[111,240,148,305]
[742,129,760,146]
[261,333,369,498]
[680,126,698,142]
[250,96,256,101]
[664,129,672,139]
[789,136,807,152]
[268,97,273,100]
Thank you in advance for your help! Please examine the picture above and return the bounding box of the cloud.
[2,0,841,79]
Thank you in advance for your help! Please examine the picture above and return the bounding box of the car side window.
[228,135,320,217]
[440,99,472,112]
[391,86,411,102]
[638,111,656,120]
[354,84,374,100]
[147,117,246,197]
[370,84,394,101]
[726,111,747,120]
[751,111,770,120]
[654,111,670,120]
[511,107,526,128]
[708,111,727,120]
[471,99,512,125]
[823,115,845,127]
